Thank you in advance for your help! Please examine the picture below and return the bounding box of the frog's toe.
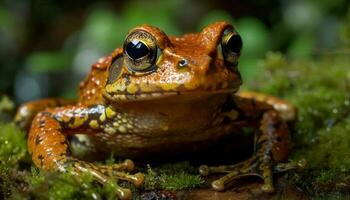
[67,159,144,199]
[109,182,132,200]
[199,157,305,193]
[273,158,307,173]
[97,159,144,187]
[110,171,145,187]
[99,159,135,173]
[118,188,132,200]
[95,171,143,199]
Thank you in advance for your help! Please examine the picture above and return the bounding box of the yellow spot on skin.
[106,107,116,118]
[89,120,99,129]
[118,126,127,133]
[61,116,71,123]
[126,83,138,94]
[69,115,88,128]
[99,112,106,122]
[158,83,180,91]
[105,127,116,134]
[105,82,126,93]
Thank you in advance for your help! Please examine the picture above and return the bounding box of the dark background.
[0,0,349,103]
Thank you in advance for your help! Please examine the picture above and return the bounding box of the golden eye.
[221,28,242,65]
[123,31,158,73]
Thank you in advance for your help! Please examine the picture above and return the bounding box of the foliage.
[0,122,28,199]
[0,122,27,167]
[248,52,350,199]
[144,162,204,191]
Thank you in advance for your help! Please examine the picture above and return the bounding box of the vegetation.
[248,52,350,199]
[144,162,204,191]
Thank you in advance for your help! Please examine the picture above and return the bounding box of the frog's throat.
[103,88,238,102]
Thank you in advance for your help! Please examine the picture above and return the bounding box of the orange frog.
[15,22,305,199]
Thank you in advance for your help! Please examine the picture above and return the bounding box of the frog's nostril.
[178,59,188,68]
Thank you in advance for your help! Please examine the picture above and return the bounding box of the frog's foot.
[199,157,306,193]
[64,159,144,200]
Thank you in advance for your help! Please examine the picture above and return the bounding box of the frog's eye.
[221,28,242,65]
[125,41,150,60]
[123,30,158,73]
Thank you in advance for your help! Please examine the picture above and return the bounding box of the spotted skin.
[16,22,304,200]
[14,98,75,130]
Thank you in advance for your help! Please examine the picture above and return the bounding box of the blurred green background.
[0,0,349,103]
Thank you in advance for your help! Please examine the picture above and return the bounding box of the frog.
[15,21,305,200]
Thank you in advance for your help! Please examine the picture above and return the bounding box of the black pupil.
[227,35,242,54]
[125,40,149,59]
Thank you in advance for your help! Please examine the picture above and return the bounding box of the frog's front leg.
[238,91,298,122]
[15,98,75,130]
[199,94,306,193]
[28,105,144,200]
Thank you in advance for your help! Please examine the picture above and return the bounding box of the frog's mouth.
[103,88,238,102]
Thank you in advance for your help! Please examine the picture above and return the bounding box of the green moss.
[10,161,204,199]
[0,122,27,167]
[0,122,28,199]
[0,166,15,199]
[286,169,350,199]
[249,52,350,198]
[0,96,26,199]
[306,118,350,169]
[0,96,14,113]
[0,96,15,122]
[144,162,205,191]
[249,52,350,147]
[144,164,158,190]
[18,166,139,200]
[159,173,204,190]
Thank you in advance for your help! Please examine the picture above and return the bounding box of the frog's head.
[103,21,243,102]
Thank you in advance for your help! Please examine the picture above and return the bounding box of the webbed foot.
[199,157,306,192]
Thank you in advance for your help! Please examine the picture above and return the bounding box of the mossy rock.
[247,52,350,199]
